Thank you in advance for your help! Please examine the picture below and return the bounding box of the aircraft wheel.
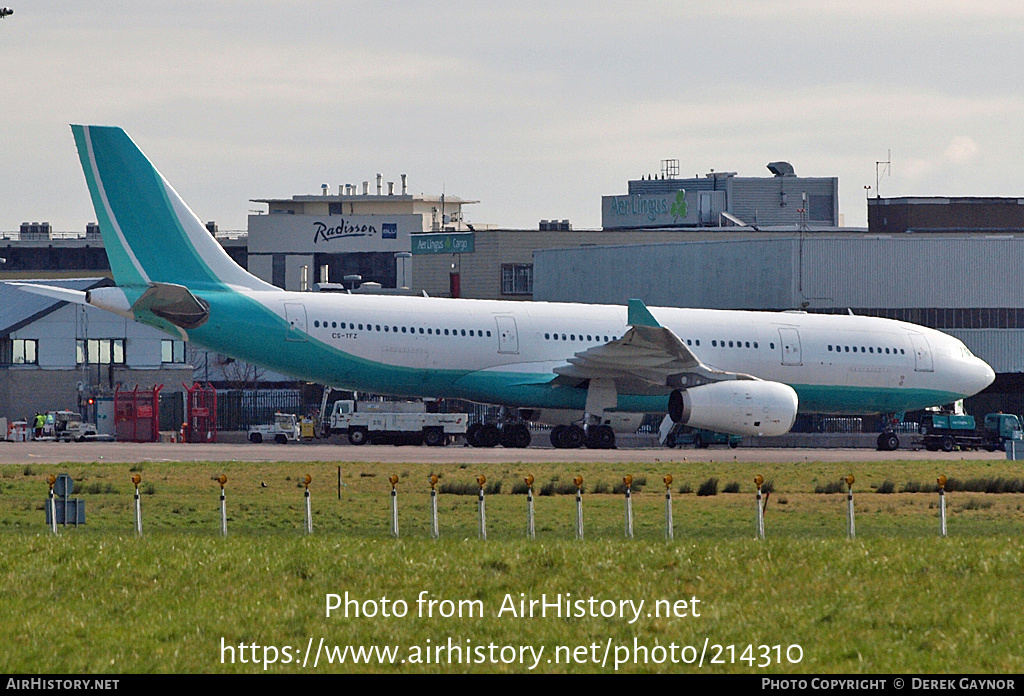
[479,423,501,448]
[501,423,531,448]
[249,432,263,444]
[467,423,484,447]
[348,427,369,446]
[563,424,584,449]
[588,425,615,449]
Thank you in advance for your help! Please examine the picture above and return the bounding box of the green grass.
[1,457,1023,674]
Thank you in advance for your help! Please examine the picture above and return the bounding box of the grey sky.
[2,1,1023,232]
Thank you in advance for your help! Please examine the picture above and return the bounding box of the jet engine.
[667,380,798,437]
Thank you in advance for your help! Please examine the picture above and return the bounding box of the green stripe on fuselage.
[183,290,964,415]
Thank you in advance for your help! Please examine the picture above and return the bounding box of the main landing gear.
[549,423,616,449]
[465,422,532,448]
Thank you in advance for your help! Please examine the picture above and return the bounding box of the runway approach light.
[663,475,674,540]
[476,475,487,540]
[574,476,584,540]
[389,474,399,537]
[754,475,766,539]
[844,475,856,539]
[131,474,143,535]
[428,475,439,539]
[937,475,948,538]
[303,475,313,534]
[524,475,535,539]
[622,475,634,539]
[212,474,227,536]
[46,474,57,534]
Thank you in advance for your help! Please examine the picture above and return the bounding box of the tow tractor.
[248,413,301,444]
[37,411,101,442]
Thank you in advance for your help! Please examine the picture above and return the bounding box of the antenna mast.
[875,149,891,198]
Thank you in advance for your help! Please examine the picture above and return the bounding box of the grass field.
[1,457,1022,673]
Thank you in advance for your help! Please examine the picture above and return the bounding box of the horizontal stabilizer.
[8,282,87,305]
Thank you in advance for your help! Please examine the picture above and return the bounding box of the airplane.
[13,125,996,451]
[0,8,13,19]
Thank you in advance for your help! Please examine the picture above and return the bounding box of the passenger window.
[728,341,733,348]
[487,331,492,337]
[461,330,466,336]
[828,345,832,351]
[545,333,550,340]
[770,343,775,349]
[712,340,718,347]
[469,330,475,336]
[401,327,406,333]
[332,322,337,328]
[358,324,364,330]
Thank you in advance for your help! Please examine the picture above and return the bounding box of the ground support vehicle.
[659,415,741,449]
[664,425,741,449]
[35,411,101,442]
[916,412,1023,452]
[248,413,301,444]
[328,400,469,446]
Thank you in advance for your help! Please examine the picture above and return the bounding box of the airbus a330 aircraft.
[15,126,996,450]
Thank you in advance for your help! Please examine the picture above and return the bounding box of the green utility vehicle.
[665,426,742,449]
[917,412,1023,452]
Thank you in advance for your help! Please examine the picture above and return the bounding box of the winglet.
[627,298,661,328]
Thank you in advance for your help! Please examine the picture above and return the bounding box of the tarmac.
[0,439,1008,465]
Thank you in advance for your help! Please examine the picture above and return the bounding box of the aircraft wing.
[552,299,757,393]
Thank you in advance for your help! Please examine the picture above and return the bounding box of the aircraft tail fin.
[71,125,277,293]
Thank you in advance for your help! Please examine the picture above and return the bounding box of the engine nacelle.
[668,380,798,437]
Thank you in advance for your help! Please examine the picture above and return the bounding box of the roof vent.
[767,161,796,177]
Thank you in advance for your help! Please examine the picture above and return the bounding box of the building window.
[161,339,186,364]
[501,264,533,295]
[1,338,38,365]
[77,339,125,365]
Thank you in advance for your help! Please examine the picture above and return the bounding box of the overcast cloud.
[2,1,1023,232]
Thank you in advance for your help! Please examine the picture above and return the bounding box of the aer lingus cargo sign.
[411,232,475,255]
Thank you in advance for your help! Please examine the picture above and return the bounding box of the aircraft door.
[284,303,308,342]
[909,333,934,372]
[495,315,519,354]
[778,327,802,366]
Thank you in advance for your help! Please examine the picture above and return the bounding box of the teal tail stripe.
[71,125,270,292]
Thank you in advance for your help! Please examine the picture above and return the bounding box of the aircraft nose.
[972,357,996,394]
